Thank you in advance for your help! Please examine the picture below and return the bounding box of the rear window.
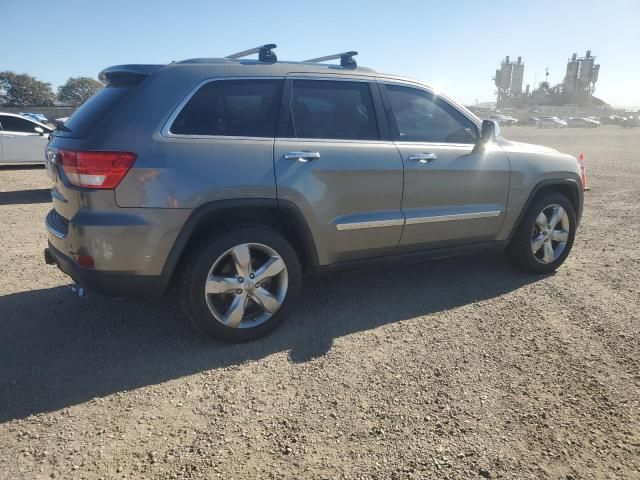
[170,79,283,137]
[62,86,131,138]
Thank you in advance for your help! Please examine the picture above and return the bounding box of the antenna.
[225,44,277,63]
[304,51,358,68]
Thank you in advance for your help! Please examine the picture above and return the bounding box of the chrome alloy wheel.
[530,204,570,264]
[204,243,288,329]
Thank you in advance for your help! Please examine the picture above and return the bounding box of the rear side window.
[170,79,283,137]
[386,85,477,144]
[0,115,39,133]
[288,80,378,140]
[63,86,130,138]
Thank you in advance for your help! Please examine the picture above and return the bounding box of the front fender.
[497,139,583,240]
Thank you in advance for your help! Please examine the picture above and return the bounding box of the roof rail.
[304,51,358,69]
[225,44,277,63]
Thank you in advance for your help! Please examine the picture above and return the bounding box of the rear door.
[0,115,50,163]
[274,76,404,265]
[380,81,511,250]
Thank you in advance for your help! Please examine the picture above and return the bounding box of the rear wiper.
[52,119,71,132]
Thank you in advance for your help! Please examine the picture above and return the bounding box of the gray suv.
[44,46,583,342]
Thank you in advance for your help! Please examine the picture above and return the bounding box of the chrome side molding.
[336,210,501,230]
[405,210,501,225]
[336,218,404,231]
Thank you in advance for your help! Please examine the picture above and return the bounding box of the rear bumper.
[45,242,166,298]
[44,205,190,275]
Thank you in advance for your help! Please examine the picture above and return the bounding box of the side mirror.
[480,119,500,144]
[34,126,45,135]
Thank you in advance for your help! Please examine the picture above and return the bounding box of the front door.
[274,78,404,265]
[381,82,511,250]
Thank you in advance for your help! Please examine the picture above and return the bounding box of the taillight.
[57,149,136,189]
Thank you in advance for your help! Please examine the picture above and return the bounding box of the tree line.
[0,72,103,107]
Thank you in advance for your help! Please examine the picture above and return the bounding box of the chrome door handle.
[283,151,321,163]
[408,153,437,163]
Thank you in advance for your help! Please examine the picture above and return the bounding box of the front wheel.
[506,193,576,274]
[179,226,302,342]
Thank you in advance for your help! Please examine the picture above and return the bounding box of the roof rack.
[225,44,277,63]
[304,51,358,69]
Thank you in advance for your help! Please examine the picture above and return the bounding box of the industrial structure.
[564,51,600,96]
[494,56,525,104]
[493,50,606,112]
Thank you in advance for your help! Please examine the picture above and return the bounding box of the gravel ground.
[0,126,639,479]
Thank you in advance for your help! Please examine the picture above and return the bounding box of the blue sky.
[2,0,639,107]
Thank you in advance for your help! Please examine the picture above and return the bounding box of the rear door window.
[385,84,477,144]
[170,79,283,137]
[287,80,379,140]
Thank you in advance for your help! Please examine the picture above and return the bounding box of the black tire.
[506,192,576,274]
[179,225,302,343]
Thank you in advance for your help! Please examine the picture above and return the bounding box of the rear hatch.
[46,64,163,226]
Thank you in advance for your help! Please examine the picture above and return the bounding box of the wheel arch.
[159,199,318,292]
[508,179,583,240]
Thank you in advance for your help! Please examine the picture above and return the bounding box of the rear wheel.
[506,193,576,274]
[180,226,302,342]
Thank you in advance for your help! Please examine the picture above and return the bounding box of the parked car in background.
[536,117,567,128]
[620,116,640,128]
[514,117,539,127]
[487,113,518,126]
[19,112,48,123]
[599,115,620,125]
[565,117,600,128]
[0,112,53,163]
[43,47,584,342]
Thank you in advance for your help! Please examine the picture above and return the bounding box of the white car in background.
[564,117,601,128]
[536,116,567,128]
[0,112,53,164]
[487,113,518,126]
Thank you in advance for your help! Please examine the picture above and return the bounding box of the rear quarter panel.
[47,65,286,277]
[108,68,278,208]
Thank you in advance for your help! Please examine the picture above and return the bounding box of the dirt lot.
[1,126,639,479]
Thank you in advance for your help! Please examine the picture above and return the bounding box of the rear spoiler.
[98,64,164,86]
